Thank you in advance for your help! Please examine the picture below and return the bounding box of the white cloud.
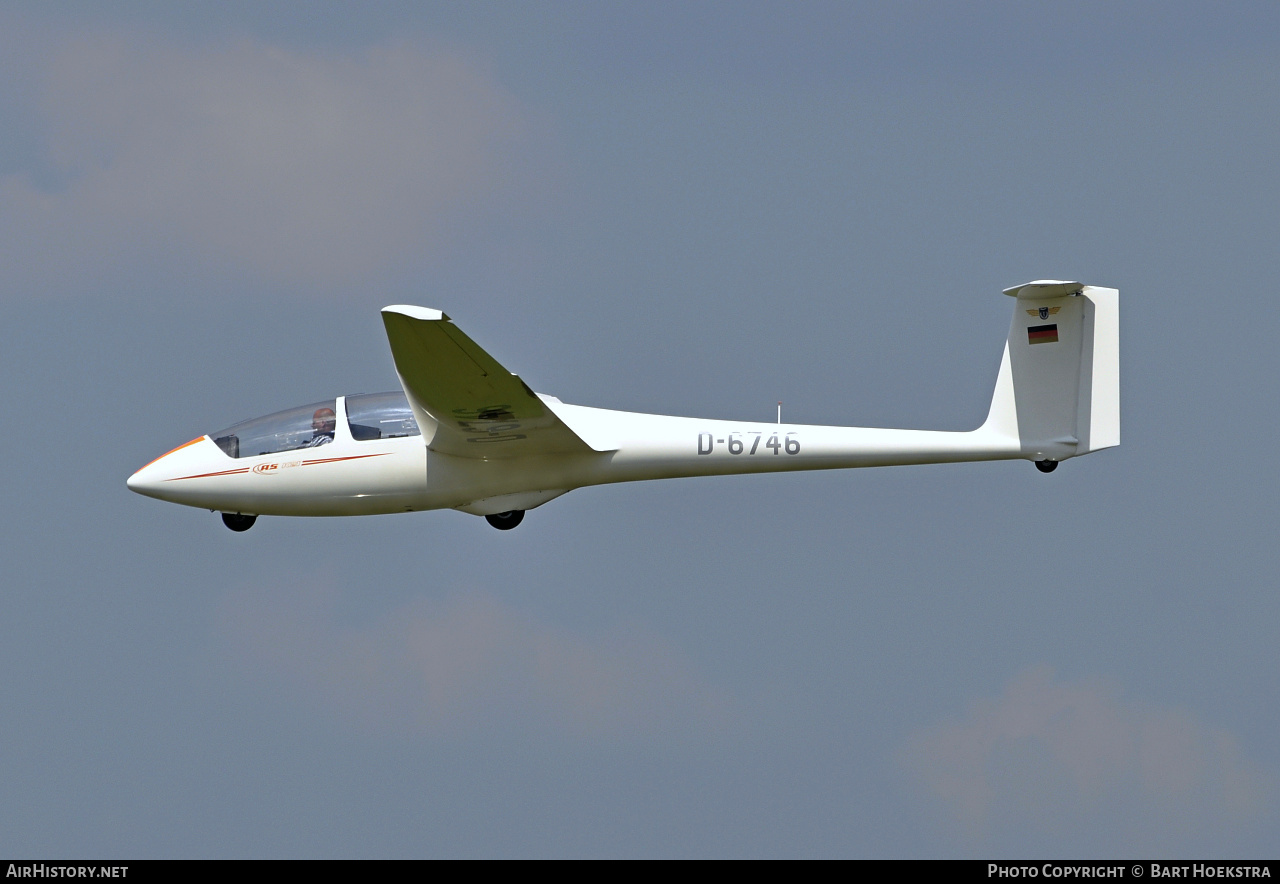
[897,666,1271,850]
[0,30,535,290]
[216,575,730,738]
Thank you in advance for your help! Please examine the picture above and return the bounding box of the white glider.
[127,281,1119,531]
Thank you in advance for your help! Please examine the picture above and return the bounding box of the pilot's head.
[312,407,336,436]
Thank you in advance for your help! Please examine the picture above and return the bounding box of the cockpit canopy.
[344,392,421,442]
[210,392,420,458]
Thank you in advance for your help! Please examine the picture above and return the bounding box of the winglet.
[383,305,450,322]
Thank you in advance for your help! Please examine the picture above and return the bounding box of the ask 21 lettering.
[697,432,800,456]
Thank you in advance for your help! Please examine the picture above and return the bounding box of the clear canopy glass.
[344,392,421,442]
[211,400,338,458]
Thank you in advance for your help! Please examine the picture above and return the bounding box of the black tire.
[222,512,257,532]
[1035,460,1058,473]
[485,510,525,530]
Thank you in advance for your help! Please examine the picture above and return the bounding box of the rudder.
[982,280,1119,462]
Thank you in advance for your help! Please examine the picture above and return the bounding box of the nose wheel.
[1035,460,1058,473]
[485,510,525,530]
[221,512,258,532]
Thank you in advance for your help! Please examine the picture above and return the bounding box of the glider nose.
[126,464,167,497]
[127,438,205,500]
[127,457,171,500]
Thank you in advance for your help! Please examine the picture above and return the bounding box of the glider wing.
[381,306,600,458]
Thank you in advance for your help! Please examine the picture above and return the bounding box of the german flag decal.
[1028,324,1058,345]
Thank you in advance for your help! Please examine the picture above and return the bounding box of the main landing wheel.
[1035,460,1058,473]
[485,510,525,531]
[221,512,257,532]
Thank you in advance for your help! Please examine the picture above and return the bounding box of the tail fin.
[981,281,1119,462]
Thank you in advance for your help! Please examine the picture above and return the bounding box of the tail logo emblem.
[1028,306,1061,320]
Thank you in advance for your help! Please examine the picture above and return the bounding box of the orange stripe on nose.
[138,437,206,472]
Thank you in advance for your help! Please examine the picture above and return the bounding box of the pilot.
[306,407,336,447]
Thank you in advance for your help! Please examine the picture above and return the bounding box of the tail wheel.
[485,510,525,530]
[1035,460,1058,473]
[221,512,257,532]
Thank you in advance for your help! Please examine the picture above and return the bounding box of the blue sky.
[1,2,1277,857]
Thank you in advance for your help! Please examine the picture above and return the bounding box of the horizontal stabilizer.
[1002,280,1084,299]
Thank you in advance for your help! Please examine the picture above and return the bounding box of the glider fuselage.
[126,402,1023,518]
[127,281,1119,530]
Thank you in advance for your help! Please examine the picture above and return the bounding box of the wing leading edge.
[381,306,600,458]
